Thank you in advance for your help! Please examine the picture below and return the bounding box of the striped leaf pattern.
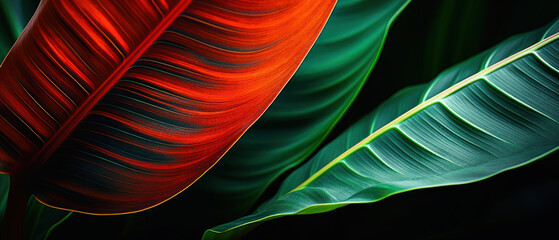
[205,19,559,238]
[0,0,336,214]
[1,0,194,175]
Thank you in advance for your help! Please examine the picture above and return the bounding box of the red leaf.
[0,0,336,214]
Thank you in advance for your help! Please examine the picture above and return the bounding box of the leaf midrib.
[282,31,559,197]
[26,0,193,174]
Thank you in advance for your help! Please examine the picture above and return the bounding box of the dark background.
[51,0,559,239]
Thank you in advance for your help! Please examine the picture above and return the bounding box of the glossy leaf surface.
[196,0,410,215]
[0,0,336,214]
[205,19,559,239]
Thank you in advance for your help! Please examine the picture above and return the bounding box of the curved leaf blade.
[0,0,336,214]
[205,19,559,238]
[196,0,411,215]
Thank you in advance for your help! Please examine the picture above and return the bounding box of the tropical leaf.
[195,0,410,216]
[204,19,559,239]
[0,1,336,237]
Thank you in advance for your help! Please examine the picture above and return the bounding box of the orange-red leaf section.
[0,0,191,174]
[0,0,336,214]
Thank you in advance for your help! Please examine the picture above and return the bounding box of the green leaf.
[195,0,411,216]
[0,1,71,239]
[204,19,559,239]
[0,0,39,56]
[22,198,72,240]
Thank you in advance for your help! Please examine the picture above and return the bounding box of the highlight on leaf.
[204,18,559,239]
[0,1,336,238]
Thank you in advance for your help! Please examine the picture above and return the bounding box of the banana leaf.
[204,18,559,240]
[0,0,336,238]
[47,1,412,238]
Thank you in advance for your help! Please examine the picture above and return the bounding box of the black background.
[51,0,559,239]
